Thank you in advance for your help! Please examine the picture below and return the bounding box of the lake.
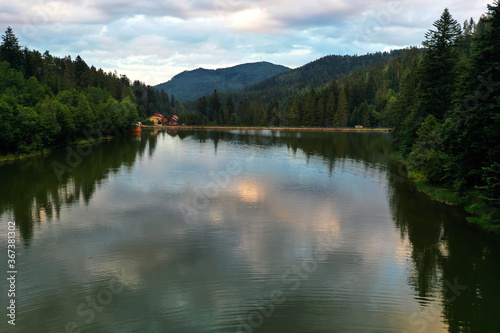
[1,129,499,333]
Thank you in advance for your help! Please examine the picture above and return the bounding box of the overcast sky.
[1,0,491,85]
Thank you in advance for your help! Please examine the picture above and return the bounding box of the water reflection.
[0,130,392,244]
[178,130,392,174]
[0,133,159,243]
[387,160,500,331]
[0,129,499,333]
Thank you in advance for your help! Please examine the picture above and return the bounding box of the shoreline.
[0,136,113,163]
[141,125,391,132]
[0,128,388,162]
[392,155,500,239]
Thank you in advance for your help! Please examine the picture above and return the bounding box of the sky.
[0,0,492,86]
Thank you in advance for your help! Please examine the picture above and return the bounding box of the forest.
[0,27,179,156]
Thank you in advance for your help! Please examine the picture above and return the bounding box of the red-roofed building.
[170,115,179,126]
[148,113,169,125]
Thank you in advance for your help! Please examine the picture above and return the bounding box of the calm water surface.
[1,130,499,333]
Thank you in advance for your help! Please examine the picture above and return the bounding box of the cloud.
[0,0,492,85]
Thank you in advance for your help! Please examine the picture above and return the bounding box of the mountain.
[155,61,290,102]
[241,51,406,100]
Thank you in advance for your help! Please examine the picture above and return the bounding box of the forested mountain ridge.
[181,47,422,128]
[155,62,290,102]
[244,51,404,96]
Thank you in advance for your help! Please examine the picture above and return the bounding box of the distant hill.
[242,51,405,100]
[155,61,291,102]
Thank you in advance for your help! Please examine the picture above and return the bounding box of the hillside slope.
[155,61,290,101]
[242,51,405,100]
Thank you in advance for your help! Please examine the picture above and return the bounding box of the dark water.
[1,129,499,333]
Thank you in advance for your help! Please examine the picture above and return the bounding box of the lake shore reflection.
[1,130,499,332]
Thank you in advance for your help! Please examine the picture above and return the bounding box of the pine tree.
[408,115,445,183]
[419,8,461,120]
[448,1,500,204]
[316,97,325,127]
[209,89,221,122]
[423,8,462,52]
[399,9,461,155]
[362,102,371,128]
[289,98,301,126]
[226,96,235,115]
[197,96,208,116]
[302,90,317,126]
[254,99,267,126]
[0,27,22,70]
[74,55,89,88]
[388,61,420,150]
[335,87,349,127]
[325,91,336,127]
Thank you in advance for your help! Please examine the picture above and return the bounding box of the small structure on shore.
[355,125,363,129]
[148,114,169,125]
[131,122,142,132]
[170,115,179,126]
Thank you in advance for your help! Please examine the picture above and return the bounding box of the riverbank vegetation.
[399,4,500,234]
[0,27,185,157]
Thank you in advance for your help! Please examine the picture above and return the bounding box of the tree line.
[393,3,499,225]
[0,27,183,155]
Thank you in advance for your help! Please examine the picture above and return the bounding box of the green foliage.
[181,48,422,129]
[155,62,290,102]
[245,52,397,103]
[361,102,371,128]
[419,9,461,120]
[408,115,448,183]
[0,27,22,70]
[0,28,142,156]
[178,110,204,126]
[141,119,154,126]
[443,1,500,200]
[423,8,462,52]
[229,113,241,126]
[334,87,349,127]
[387,2,500,227]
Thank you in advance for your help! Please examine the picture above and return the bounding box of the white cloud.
[0,0,492,85]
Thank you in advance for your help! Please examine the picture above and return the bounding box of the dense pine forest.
[0,27,179,156]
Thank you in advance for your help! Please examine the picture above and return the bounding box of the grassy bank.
[0,148,53,163]
[402,163,500,237]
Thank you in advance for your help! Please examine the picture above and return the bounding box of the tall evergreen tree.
[209,89,221,122]
[419,8,461,120]
[226,96,235,115]
[74,55,89,88]
[399,9,461,154]
[0,27,22,70]
[289,98,301,126]
[325,90,336,127]
[447,1,500,203]
[197,96,208,116]
[361,102,371,128]
[335,87,349,127]
[302,89,317,126]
